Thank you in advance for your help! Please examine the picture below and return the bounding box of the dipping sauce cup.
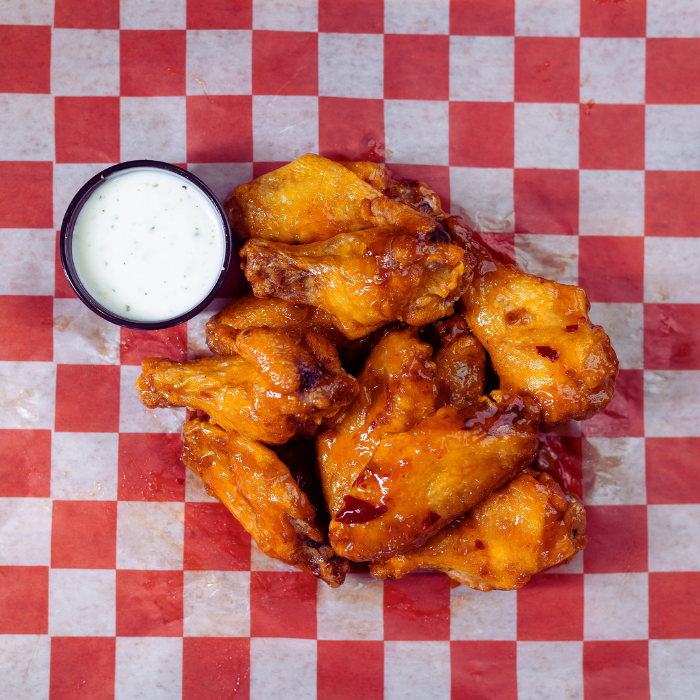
[60,160,233,330]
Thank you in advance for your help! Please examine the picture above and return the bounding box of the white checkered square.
[54,163,112,230]
[646,105,700,171]
[644,238,700,303]
[120,0,186,30]
[51,432,119,501]
[583,437,646,506]
[318,33,383,99]
[649,504,700,572]
[0,362,55,430]
[0,498,51,566]
[517,642,583,700]
[0,0,52,24]
[580,39,646,105]
[579,170,644,237]
[115,638,183,700]
[252,0,318,32]
[450,36,514,102]
[647,0,700,38]
[650,640,700,700]
[51,29,120,96]
[0,636,51,700]
[0,230,54,296]
[584,573,648,640]
[185,467,218,503]
[49,569,116,636]
[317,573,383,640]
[385,100,449,165]
[589,303,643,371]
[187,163,254,203]
[252,95,319,162]
[250,541,298,572]
[515,0,580,37]
[450,587,517,640]
[515,233,578,285]
[385,641,451,700]
[250,638,316,700]
[186,30,252,96]
[0,94,53,160]
[116,501,184,570]
[183,570,251,637]
[449,166,514,232]
[120,97,187,163]
[645,370,700,438]
[384,0,449,34]
[515,103,579,169]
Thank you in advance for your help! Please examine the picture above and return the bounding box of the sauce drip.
[335,495,388,524]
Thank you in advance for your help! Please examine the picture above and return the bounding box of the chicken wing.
[329,392,540,561]
[182,417,347,586]
[317,329,437,518]
[370,469,586,590]
[136,328,358,444]
[225,154,435,244]
[461,237,618,431]
[242,226,473,340]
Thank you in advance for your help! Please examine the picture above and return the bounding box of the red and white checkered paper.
[1,0,700,697]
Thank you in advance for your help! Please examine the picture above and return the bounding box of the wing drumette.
[182,417,347,587]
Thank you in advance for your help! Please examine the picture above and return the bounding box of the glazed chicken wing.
[370,469,586,590]
[461,239,618,431]
[225,154,435,244]
[242,226,473,340]
[136,328,358,444]
[317,329,437,518]
[182,417,347,586]
[329,392,540,561]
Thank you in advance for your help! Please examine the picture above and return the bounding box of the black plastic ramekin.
[59,160,233,330]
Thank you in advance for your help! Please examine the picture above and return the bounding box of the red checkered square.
[517,574,584,641]
[644,304,700,370]
[187,0,252,29]
[51,500,117,569]
[385,164,450,212]
[450,0,515,36]
[54,0,119,29]
[55,231,78,299]
[579,237,644,303]
[118,433,186,502]
[319,0,384,33]
[250,572,317,639]
[584,505,647,573]
[450,102,514,168]
[0,429,51,498]
[186,95,253,163]
[451,641,517,700]
[55,97,120,164]
[0,295,52,361]
[645,171,700,237]
[580,104,645,170]
[183,638,250,700]
[116,570,184,637]
[650,572,700,639]
[0,25,51,93]
[581,0,647,37]
[384,35,449,101]
[514,169,578,235]
[581,370,644,438]
[319,97,384,162]
[120,30,187,97]
[317,641,384,700]
[0,162,52,228]
[514,38,579,104]
[583,641,649,700]
[120,325,188,366]
[252,31,318,96]
[55,365,121,433]
[253,162,289,178]
[646,438,700,504]
[50,637,116,700]
[535,435,583,498]
[384,574,450,641]
[475,231,516,265]
[0,566,48,634]
[647,40,700,105]
[184,503,251,571]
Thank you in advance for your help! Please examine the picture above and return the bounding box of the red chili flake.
[335,495,387,525]
[474,539,486,551]
[566,324,578,333]
[536,346,560,362]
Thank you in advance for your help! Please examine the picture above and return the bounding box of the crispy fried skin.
[136,328,358,444]
[329,392,541,561]
[461,239,619,431]
[182,418,347,586]
[370,469,586,590]
[317,329,437,518]
[225,154,435,244]
[242,226,473,340]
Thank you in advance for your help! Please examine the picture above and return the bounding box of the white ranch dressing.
[72,167,225,322]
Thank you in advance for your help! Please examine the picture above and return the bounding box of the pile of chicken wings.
[137,154,617,590]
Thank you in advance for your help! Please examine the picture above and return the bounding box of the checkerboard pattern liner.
[1,0,700,698]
